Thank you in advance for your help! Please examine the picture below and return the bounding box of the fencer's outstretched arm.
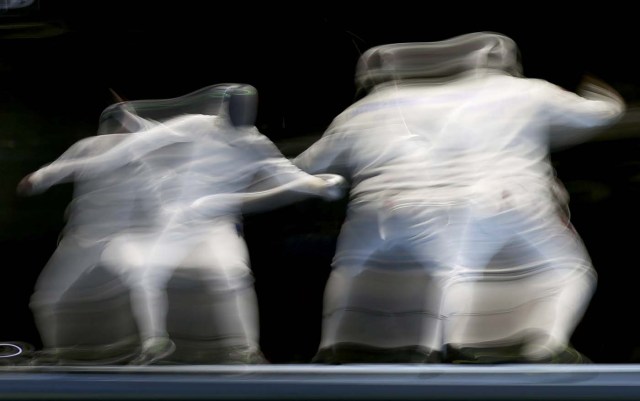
[17,115,196,195]
[190,173,347,216]
[185,129,348,214]
[545,74,626,149]
[243,173,346,202]
[577,74,626,107]
[292,129,348,175]
[16,135,118,196]
[245,129,347,194]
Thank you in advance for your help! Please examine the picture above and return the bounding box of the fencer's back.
[332,73,584,206]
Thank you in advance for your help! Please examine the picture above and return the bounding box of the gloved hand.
[16,173,36,196]
[316,174,348,201]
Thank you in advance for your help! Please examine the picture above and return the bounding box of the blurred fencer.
[294,32,625,363]
[19,99,157,364]
[19,83,346,365]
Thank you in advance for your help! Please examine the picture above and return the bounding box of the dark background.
[1,1,640,363]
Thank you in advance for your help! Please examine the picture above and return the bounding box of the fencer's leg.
[129,265,181,363]
[547,266,596,349]
[441,209,512,353]
[30,236,106,349]
[319,265,362,350]
[151,221,264,364]
[188,222,261,352]
[520,265,597,362]
[318,211,384,351]
[102,232,187,364]
[233,284,261,351]
[418,270,451,354]
[515,221,597,360]
[402,206,471,357]
[129,274,170,340]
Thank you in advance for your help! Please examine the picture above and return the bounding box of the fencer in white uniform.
[20,102,158,363]
[293,32,625,363]
[20,84,346,365]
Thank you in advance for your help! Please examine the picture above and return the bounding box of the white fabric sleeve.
[191,174,346,216]
[292,128,346,175]
[247,130,321,186]
[27,138,94,193]
[537,79,626,149]
[29,115,196,191]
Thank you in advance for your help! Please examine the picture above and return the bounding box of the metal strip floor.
[3,364,640,400]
